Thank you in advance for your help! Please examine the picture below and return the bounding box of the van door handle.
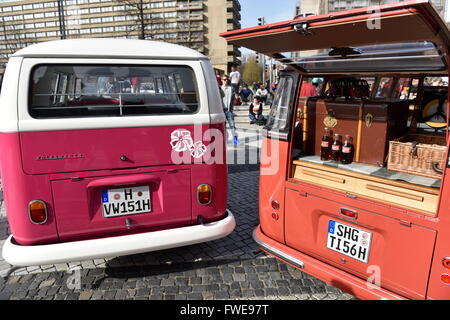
[87,174,160,188]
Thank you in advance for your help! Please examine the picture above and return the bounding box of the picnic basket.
[387,134,447,179]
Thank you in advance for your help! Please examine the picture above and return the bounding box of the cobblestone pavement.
[0,130,355,300]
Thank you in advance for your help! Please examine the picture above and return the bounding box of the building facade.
[0,0,241,73]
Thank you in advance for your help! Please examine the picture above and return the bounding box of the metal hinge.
[298,191,307,197]
[346,193,358,200]
[293,22,312,36]
[399,220,412,228]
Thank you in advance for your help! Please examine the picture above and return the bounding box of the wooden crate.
[388,134,447,179]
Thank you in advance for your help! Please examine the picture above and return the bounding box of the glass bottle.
[331,133,342,162]
[320,128,332,161]
[341,135,354,165]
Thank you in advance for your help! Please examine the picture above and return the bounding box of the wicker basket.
[388,134,447,179]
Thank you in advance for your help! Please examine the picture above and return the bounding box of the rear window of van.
[29,64,199,118]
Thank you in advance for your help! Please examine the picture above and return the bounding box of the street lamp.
[57,0,66,39]
[257,17,266,84]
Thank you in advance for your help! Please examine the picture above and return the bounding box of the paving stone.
[79,290,93,300]
[39,278,56,288]
[0,160,354,301]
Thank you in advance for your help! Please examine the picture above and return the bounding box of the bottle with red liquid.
[320,128,332,161]
[341,135,354,165]
[331,133,342,161]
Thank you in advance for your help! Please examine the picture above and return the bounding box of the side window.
[392,78,412,100]
[265,75,296,139]
[29,64,199,118]
[375,77,394,98]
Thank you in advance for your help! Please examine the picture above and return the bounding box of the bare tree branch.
[114,0,164,40]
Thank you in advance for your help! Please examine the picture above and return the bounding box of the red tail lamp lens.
[197,184,212,205]
[441,274,450,284]
[443,258,450,269]
[28,200,47,224]
[271,200,280,210]
[340,208,358,219]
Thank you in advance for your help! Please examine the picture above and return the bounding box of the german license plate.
[327,220,372,263]
[101,186,151,218]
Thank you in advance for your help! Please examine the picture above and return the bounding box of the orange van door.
[284,187,436,300]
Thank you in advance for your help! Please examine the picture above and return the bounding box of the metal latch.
[399,220,412,228]
[298,191,307,197]
[293,22,312,36]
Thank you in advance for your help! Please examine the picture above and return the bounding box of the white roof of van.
[12,38,207,60]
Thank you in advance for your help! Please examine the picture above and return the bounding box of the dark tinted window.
[29,64,199,118]
[266,77,293,131]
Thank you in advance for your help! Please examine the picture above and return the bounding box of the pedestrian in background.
[229,64,241,95]
[256,84,269,104]
[215,70,222,87]
[239,85,253,104]
[248,95,266,126]
[221,75,239,145]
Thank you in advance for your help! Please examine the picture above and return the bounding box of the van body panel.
[52,169,192,242]
[20,124,215,175]
[0,57,22,133]
[0,132,59,245]
[259,137,290,244]
[284,187,436,300]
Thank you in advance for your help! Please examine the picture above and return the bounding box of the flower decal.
[170,129,193,152]
[170,129,208,159]
[190,141,207,159]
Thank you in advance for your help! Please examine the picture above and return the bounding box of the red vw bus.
[0,39,235,267]
[222,0,450,299]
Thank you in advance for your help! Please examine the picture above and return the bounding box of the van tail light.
[271,200,280,210]
[340,208,358,219]
[197,184,212,205]
[443,257,450,269]
[441,274,450,285]
[28,200,48,224]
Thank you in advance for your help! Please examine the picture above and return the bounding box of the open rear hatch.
[221,0,450,68]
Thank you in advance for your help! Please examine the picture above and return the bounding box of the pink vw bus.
[0,39,235,267]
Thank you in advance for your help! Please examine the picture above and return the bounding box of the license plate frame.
[101,185,151,218]
[326,220,372,263]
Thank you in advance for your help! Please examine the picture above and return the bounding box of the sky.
[239,0,299,55]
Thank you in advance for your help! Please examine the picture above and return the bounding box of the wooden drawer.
[293,165,357,192]
[292,161,439,215]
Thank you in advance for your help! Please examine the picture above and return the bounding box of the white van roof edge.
[12,38,207,60]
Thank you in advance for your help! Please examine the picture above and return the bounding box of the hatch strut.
[293,22,312,36]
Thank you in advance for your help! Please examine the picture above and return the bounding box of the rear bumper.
[253,225,407,300]
[2,210,236,267]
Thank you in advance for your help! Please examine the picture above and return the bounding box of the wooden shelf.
[292,159,440,215]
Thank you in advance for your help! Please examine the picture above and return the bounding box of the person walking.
[221,75,239,145]
[229,64,241,95]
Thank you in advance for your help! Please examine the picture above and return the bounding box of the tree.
[242,55,263,85]
[0,18,35,72]
[114,0,163,40]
